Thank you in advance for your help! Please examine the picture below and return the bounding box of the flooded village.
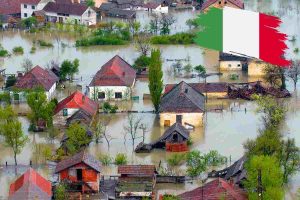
[1,0,300,199]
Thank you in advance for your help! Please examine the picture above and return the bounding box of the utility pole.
[257,169,263,200]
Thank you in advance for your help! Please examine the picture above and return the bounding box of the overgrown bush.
[150,33,195,45]
[102,102,118,113]
[98,154,113,166]
[5,75,16,88]
[30,46,36,54]
[54,183,69,200]
[162,194,180,200]
[114,153,127,165]
[0,49,8,57]
[13,46,24,54]
[38,40,53,47]
[133,55,151,72]
[76,36,126,46]
[167,153,186,166]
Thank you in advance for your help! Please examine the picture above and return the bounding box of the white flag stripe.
[223,7,260,58]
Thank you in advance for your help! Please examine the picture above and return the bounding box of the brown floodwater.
[1,0,300,198]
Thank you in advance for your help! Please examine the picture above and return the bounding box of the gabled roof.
[54,90,98,116]
[159,122,189,141]
[43,1,90,16]
[0,0,22,15]
[224,156,247,180]
[21,0,43,4]
[165,82,228,94]
[55,151,101,173]
[99,2,117,11]
[159,81,205,113]
[178,178,247,200]
[14,65,59,91]
[66,108,93,127]
[118,165,156,176]
[9,168,52,200]
[89,55,136,87]
[201,0,244,11]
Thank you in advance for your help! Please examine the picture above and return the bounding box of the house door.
[76,169,83,181]
[58,17,63,23]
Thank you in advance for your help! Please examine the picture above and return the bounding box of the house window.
[32,5,35,9]
[88,10,91,17]
[176,115,182,123]
[115,92,122,99]
[228,64,232,67]
[24,4,27,8]
[63,109,68,116]
[237,64,241,67]
[219,1,221,4]
[24,13,27,17]
[164,120,171,126]
[172,133,178,142]
[98,92,105,99]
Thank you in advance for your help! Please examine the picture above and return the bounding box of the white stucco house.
[21,0,52,19]
[14,65,59,100]
[219,52,248,71]
[88,55,136,101]
[42,1,97,25]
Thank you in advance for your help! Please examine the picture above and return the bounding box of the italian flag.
[195,7,289,66]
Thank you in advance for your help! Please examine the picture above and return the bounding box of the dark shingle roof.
[159,122,189,141]
[14,65,59,91]
[224,156,247,180]
[165,82,228,94]
[90,55,136,87]
[118,165,156,176]
[99,2,117,11]
[219,52,248,62]
[55,151,101,173]
[43,1,89,16]
[159,81,205,113]
[66,109,93,127]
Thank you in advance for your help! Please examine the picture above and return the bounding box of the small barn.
[55,150,101,193]
[116,165,157,199]
[201,0,244,12]
[8,168,52,200]
[66,109,94,127]
[219,52,248,71]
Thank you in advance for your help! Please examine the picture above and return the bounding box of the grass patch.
[38,40,53,47]
[150,33,195,45]
[167,153,186,166]
[13,46,24,54]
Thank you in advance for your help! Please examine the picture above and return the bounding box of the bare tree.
[149,13,160,35]
[46,59,60,70]
[287,60,300,90]
[21,58,33,72]
[124,114,142,151]
[139,123,149,143]
[100,115,114,150]
[160,14,176,35]
[134,32,151,56]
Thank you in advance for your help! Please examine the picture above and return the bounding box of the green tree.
[87,1,96,8]
[148,49,163,112]
[244,155,284,200]
[114,153,128,165]
[0,106,29,165]
[186,150,207,177]
[263,64,284,89]
[133,55,151,72]
[194,65,206,75]
[21,17,37,29]
[65,123,91,155]
[26,89,55,128]
[60,59,79,81]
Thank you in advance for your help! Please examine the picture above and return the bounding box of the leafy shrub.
[13,46,24,54]
[205,150,227,167]
[114,153,127,165]
[0,49,8,57]
[133,55,151,72]
[102,102,118,113]
[167,153,186,166]
[54,183,69,200]
[30,46,36,54]
[38,40,53,47]
[76,35,126,46]
[98,154,113,166]
[5,75,16,88]
[162,194,180,200]
[0,92,11,104]
[229,74,239,80]
[150,33,195,45]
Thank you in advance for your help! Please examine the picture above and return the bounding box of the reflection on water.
[1,0,300,198]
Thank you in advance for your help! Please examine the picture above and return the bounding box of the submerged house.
[21,0,51,19]
[8,168,52,200]
[178,178,247,200]
[14,65,59,100]
[0,0,23,18]
[201,0,244,11]
[99,3,136,19]
[116,165,157,199]
[247,59,267,77]
[42,1,97,25]
[54,90,98,119]
[219,52,248,71]
[143,2,168,13]
[159,81,205,127]
[55,151,101,193]
[164,82,228,99]
[89,55,136,101]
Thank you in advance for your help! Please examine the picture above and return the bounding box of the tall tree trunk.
[280,69,286,90]
[14,152,17,166]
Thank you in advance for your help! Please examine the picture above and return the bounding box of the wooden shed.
[55,150,101,193]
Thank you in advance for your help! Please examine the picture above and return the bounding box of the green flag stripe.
[195,7,223,51]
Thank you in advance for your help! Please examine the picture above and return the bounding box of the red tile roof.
[144,2,160,9]
[0,0,23,15]
[90,55,136,87]
[178,178,247,200]
[165,82,228,94]
[54,90,98,116]
[8,168,52,200]
[43,1,89,16]
[21,0,42,4]
[55,150,101,173]
[118,165,156,176]
[201,0,244,11]
[14,65,59,91]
